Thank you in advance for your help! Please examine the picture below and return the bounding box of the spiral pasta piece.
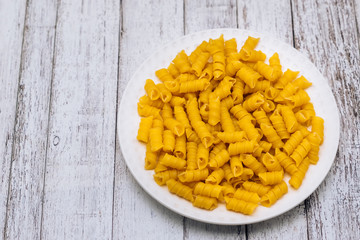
[149,127,163,152]
[193,196,218,210]
[156,68,175,82]
[167,179,194,202]
[138,95,164,109]
[205,168,225,185]
[137,116,154,143]
[200,63,214,81]
[153,170,178,185]
[145,142,158,170]
[192,51,210,77]
[189,41,208,64]
[307,132,322,164]
[258,171,284,185]
[186,141,198,170]
[280,105,299,133]
[253,108,271,126]
[216,131,245,143]
[230,104,256,124]
[243,92,265,112]
[178,169,209,182]
[242,154,267,175]
[283,130,304,155]
[144,79,160,100]
[174,134,186,159]
[228,140,257,156]
[290,138,312,167]
[275,148,298,175]
[231,80,244,104]
[264,87,280,100]
[160,153,186,170]
[208,93,221,126]
[163,130,175,153]
[243,80,271,94]
[236,65,263,89]
[213,76,236,99]
[173,50,192,73]
[275,82,298,102]
[269,108,290,140]
[289,157,310,189]
[274,69,299,89]
[286,89,310,107]
[293,76,312,89]
[179,79,210,93]
[226,60,244,77]
[260,123,284,148]
[225,197,258,215]
[156,83,172,103]
[242,181,272,197]
[164,80,180,93]
[208,149,230,169]
[137,103,161,118]
[164,118,185,137]
[197,143,209,170]
[254,61,282,82]
[224,38,237,57]
[311,116,324,144]
[261,152,283,172]
[269,53,282,74]
[194,182,223,200]
[260,181,288,207]
[228,156,243,178]
[233,189,260,203]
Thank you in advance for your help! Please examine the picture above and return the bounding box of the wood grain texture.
[183,1,246,239]
[4,0,57,239]
[113,0,184,239]
[40,0,120,239]
[292,0,360,239]
[184,0,237,34]
[0,0,27,237]
[237,1,308,239]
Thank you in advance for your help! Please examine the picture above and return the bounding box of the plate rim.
[117,28,340,225]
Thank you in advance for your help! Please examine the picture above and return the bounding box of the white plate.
[118,29,340,225]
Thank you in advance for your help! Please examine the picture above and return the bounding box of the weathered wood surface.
[0,0,359,239]
[40,0,120,239]
[4,0,57,239]
[292,0,360,239]
[0,0,27,237]
[113,1,184,240]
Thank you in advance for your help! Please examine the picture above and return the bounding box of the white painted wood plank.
[292,0,360,239]
[184,0,238,34]
[0,0,27,236]
[40,0,120,239]
[113,1,185,239]
[183,1,246,239]
[236,1,308,239]
[3,0,57,239]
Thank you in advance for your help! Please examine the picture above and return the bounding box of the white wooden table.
[1,0,359,239]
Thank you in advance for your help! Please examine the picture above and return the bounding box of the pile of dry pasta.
[136,35,324,215]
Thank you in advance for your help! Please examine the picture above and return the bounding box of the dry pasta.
[136,35,325,216]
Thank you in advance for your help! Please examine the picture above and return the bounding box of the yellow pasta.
[242,154,267,175]
[205,168,225,185]
[137,116,154,143]
[275,148,298,175]
[167,179,194,202]
[289,157,310,189]
[160,153,186,170]
[145,142,158,170]
[156,68,175,82]
[163,129,175,153]
[290,138,312,167]
[197,143,209,170]
[208,149,230,169]
[137,35,325,216]
[228,140,257,156]
[242,181,272,197]
[258,171,284,185]
[173,50,192,73]
[261,152,283,172]
[194,182,223,200]
[178,169,209,182]
[225,197,258,215]
[208,93,221,126]
[311,116,324,144]
[236,65,263,89]
[233,189,260,203]
[243,92,265,112]
[230,156,244,177]
[193,196,218,210]
[260,181,288,207]
[174,134,186,159]
[153,170,178,186]
[186,141,198,170]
